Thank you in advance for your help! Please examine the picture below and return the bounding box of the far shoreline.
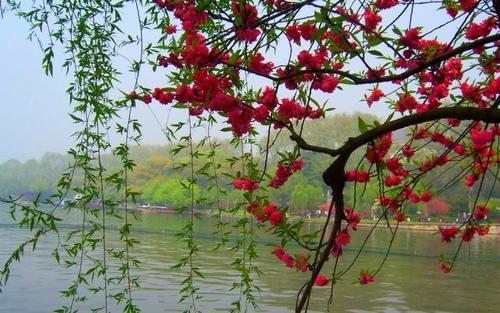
[289,216,500,234]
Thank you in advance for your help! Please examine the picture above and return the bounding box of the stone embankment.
[357,222,500,234]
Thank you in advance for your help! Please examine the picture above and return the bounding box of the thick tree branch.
[296,156,348,313]
[335,106,500,156]
[290,106,500,160]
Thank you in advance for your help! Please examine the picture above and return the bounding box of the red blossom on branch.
[438,226,458,242]
[359,271,375,285]
[315,274,329,286]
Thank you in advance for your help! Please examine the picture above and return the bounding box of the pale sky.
[0,11,182,162]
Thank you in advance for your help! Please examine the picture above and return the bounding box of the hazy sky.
[1,4,459,163]
[0,11,182,162]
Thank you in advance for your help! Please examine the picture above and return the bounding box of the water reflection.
[0,212,498,312]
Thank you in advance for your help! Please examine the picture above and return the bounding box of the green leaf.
[368,50,384,57]
[358,117,369,133]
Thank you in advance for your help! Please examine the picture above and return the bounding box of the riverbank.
[198,210,500,235]
[290,216,500,234]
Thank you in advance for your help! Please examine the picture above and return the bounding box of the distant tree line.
[1,113,498,221]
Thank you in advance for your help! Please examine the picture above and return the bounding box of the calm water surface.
[0,210,498,313]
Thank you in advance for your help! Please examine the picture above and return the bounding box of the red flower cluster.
[294,252,310,272]
[273,246,295,268]
[367,88,384,106]
[268,205,284,226]
[253,105,270,123]
[228,106,253,135]
[419,154,449,173]
[273,246,310,272]
[416,57,464,111]
[247,203,284,226]
[438,226,459,242]
[285,23,318,43]
[465,151,494,186]
[439,260,451,273]
[269,159,304,188]
[158,52,183,68]
[359,271,375,285]
[231,1,261,42]
[420,191,432,202]
[406,190,432,204]
[315,274,329,286]
[248,53,274,76]
[366,68,386,80]
[152,88,175,105]
[395,93,418,113]
[461,224,490,241]
[460,82,484,107]
[345,208,361,229]
[474,205,489,220]
[394,211,405,222]
[402,145,415,158]
[470,128,494,152]
[366,132,393,163]
[375,0,398,9]
[312,74,340,93]
[181,33,215,67]
[438,223,488,244]
[380,195,400,212]
[276,98,323,122]
[460,0,477,12]
[335,229,351,246]
[385,157,408,177]
[165,25,177,34]
[258,87,278,108]
[154,2,208,32]
[276,67,300,90]
[264,0,292,10]
[233,177,259,191]
[430,132,454,148]
[235,27,261,42]
[398,28,421,49]
[321,28,357,52]
[384,175,402,187]
[346,169,370,183]
[297,49,327,70]
[461,226,476,241]
[364,8,382,31]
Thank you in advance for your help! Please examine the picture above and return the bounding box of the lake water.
[0,210,498,313]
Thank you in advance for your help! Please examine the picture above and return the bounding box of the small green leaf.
[358,117,369,133]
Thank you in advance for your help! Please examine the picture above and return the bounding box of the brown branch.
[333,106,500,156]
[221,34,500,85]
[289,106,500,161]
[294,104,500,313]
[277,34,500,84]
[296,156,348,313]
[220,34,500,84]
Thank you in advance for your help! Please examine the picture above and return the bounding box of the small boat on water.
[136,204,196,215]
[136,204,172,214]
